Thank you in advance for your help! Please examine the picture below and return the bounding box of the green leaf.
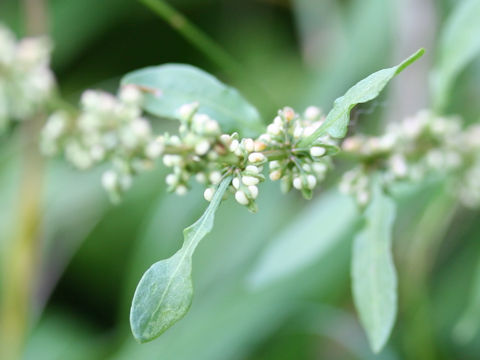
[248,190,359,288]
[431,0,480,112]
[352,181,397,353]
[130,176,231,343]
[121,64,264,136]
[453,255,480,343]
[299,48,424,146]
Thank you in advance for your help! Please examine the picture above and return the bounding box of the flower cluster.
[0,24,55,132]
[41,86,162,201]
[339,110,480,207]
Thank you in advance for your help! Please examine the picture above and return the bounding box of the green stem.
[139,0,276,114]
[0,1,48,358]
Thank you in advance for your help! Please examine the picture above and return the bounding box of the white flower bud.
[204,119,220,134]
[306,175,317,189]
[175,185,188,196]
[293,124,304,139]
[195,139,210,155]
[390,154,408,177]
[204,187,215,202]
[269,169,282,181]
[304,106,321,121]
[209,171,222,184]
[293,176,303,190]
[145,141,164,159]
[90,145,105,161]
[242,175,259,186]
[229,139,239,152]
[232,177,241,189]
[220,134,231,144]
[357,190,370,206]
[269,160,280,169]
[248,185,258,199]
[245,165,260,174]
[312,162,327,174]
[102,170,118,190]
[166,174,177,186]
[254,141,267,152]
[267,123,281,136]
[235,190,249,205]
[163,154,181,167]
[244,138,255,152]
[273,116,283,126]
[248,152,266,163]
[119,85,142,105]
[196,172,207,183]
[178,102,197,120]
[131,119,151,139]
[310,146,326,157]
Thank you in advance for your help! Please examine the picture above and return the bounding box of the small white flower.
[175,185,188,196]
[306,175,317,189]
[220,134,231,144]
[248,185,258,199]
[242,175,259,186]
[269,170,282,181]
[195,139,210,155]
[166,174,177,186]
[235,190,249,205]
[390,154,408,177]
[310,146,326,157]
[304,106,321,121]
[248,152,266,163]
[204,187,215,201]
[204,119,220,134]
[267,123,281,136]
[244,138,255,152]
[245,165,260,174]
[312,162,327,174]
[178,102,197,120]
[232,177,241,189]
[119,85,142,105]
[356,190,370,206]
[293,176,303,190]
[90,145,105,161]
[273,116,283,126]
[102,170,118,190]
[195,172,207,183]
[229,139,239,152]
[254,141,266,152]
[163,154,181,167]
[145,141,164,159]
[293,124,303,139]
[209,171,222,184]
[269,160,280,169]
[131,118,151,139]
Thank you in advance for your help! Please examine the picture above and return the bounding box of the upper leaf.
[121,64,264,136]
[352,181,397,353]
[299,48,424,146]
[130,176,231,343]
[431,0,480,112]
[248,190,358,288]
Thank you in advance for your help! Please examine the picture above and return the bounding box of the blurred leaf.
[453,255,480,343]
[248,190,359,288]
[432,0,480,112]
[122,64,264,136]
[299,48,424,145]
[352,181,397,353]
[130,176,231,342]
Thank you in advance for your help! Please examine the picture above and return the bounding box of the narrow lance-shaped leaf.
[352,181,397,353]
[130,176,232,343]
[121,64,264,136]
[431,0,480,112]
[299,48,424,147]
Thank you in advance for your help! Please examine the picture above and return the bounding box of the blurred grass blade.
[453,255,480,343]
[248,190,358,288]
[130,176,231,343]
[431,0,480,112]
[352,181,397,353]
[299,48,424,145]
[121,64,264,136]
